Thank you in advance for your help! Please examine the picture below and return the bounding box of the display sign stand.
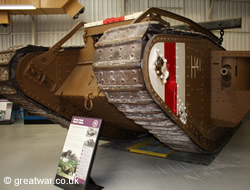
[54,116,104,190]
[86,177,103,190]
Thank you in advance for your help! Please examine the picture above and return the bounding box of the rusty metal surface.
[0,48,16,82]
[174,18,242,31]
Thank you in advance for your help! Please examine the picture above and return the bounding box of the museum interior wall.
[0,0,249,51]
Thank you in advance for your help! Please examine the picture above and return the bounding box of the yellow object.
[0,0,84,24]
[127,138,175,158]
[0,10,11,25]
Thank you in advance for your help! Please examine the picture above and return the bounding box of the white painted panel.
[176,43,186,118]
[148,42,165,101]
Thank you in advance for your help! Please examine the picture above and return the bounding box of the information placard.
[55,116,103,190]
[0,99,13,122]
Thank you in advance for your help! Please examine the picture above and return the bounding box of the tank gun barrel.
[221,68,232,81]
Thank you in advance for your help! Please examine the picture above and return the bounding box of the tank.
[0,8,249,153]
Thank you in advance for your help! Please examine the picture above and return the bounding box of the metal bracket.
[29,22,84,71]
[149,13,170,27]
[84,93,94,111]
[174,18,242,31]
[24,22,85,91]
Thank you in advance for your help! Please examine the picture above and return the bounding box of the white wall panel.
[0,34,10,50]
[12,33,32,45]
[11,15,32,33]
[0,24,8,33]
[214,31,250,51]
[36,15,81,33]
[183,0,207,22]
[0,0,249,51]
[125,0,184,17]
[36,31,84,47]
[125,0,148,14]
[211,0,250,32]
[211,0,250,50]
[82,0,121,22]
[125,0,185,26]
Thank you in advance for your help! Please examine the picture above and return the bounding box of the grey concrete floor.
[0,116,250,190]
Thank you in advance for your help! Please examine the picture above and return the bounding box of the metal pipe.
[31,16,36,45]
[120,0,125,16]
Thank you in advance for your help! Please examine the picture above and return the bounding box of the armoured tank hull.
[0,8,249,153]
[93,21,249,153]
[0,45,146,138]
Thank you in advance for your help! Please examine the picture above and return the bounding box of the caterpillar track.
[93,22,234,153]
[0,45,70,128]
[1,8,249,154]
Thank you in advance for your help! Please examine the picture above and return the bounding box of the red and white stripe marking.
[148,42,187,123]
[84,12,143,28]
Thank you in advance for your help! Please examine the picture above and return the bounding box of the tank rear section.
[0,22,146,138]
[0,45,71,128]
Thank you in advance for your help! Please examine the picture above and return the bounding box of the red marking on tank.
[103,16,125,24]
[164,42,177,115]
